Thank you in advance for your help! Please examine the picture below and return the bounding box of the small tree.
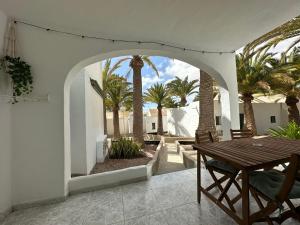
[236,50,274,134]
[105,75,132,138]
[144,83,169,135]
[270,47,300,124]
[167,76,198,106]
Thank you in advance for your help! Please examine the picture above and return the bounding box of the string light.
[14,20,235,55]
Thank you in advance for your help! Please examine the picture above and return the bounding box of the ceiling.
[0,0,299,51]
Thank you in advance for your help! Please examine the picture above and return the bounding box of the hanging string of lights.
[14,20,235,55]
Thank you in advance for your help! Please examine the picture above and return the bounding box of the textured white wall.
[0,11,12,217]
[70,63,104,175]
[84,62,104,170]
[145,116,168,133]
[70,71,86,175]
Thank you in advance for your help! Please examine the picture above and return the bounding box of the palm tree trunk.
[180,96,187,107]
[113,106,120,138]
[286,96,300,125]
[130,56,144,146]
[103,98,107,135]
[241,93,257,135]
[196,71,217,143]
[157,105,163,135]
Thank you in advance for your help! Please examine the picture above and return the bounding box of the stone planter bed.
[90,144,158,174]
[69,140,164,194]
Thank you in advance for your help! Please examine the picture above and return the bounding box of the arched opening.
[64,49,233,194]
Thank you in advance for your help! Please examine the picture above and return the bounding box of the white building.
[167,94,299,138]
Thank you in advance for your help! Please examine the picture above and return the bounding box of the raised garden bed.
[69,140,164,194]
[91,144,157,174]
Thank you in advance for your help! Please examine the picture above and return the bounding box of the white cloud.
[142,75,163,88]
[164,59,200,81]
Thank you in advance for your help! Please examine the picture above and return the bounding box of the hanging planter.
[0,56,33,103]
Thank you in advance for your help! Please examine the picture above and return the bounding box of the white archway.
[64,48,237,193]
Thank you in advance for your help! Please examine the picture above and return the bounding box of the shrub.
[109,137,141,159]
[269,121,300,140]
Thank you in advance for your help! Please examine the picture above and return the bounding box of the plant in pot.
[0,56,33,103]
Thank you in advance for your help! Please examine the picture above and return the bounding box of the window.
[152,123,156,130]
[215,116,221,125]
[270,116,276,123]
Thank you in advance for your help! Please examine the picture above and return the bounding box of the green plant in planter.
[1,56,33,103]
[109,137,142,159]
[269,121,300,140]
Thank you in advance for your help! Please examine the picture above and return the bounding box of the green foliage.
[144,83,169,107]
[105,74,132,111]
[245,16,300,56]
[109,137,141,159]
[166,76,198,106]
[269,121,300,140]
[1,56,33,103]
[236,50,274,95]
[269,47,300,98]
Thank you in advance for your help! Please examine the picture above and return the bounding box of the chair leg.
[207,169,236,212]
[250,188,274,225]
[218,172,238,202]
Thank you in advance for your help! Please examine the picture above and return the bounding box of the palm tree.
[244,16,300,56]
[269,47,300,124]
[167,76,198,106]
[144,83,168,135]
[115,55,159,145]
[196,70,217,142]
[105,74,132,138]
[101,59,129,134]
[236,50,274,135]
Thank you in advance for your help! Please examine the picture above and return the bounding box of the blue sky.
[108,56,201,110]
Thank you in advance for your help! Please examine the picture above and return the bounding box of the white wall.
[167,103,199,137]
[70,71,86,175]
[145,115,168,133]
[70,63,104,175]
[84,62,105,167]
[107,117,130,136]
[0,11,12,217]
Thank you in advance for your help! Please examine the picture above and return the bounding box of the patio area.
[2,168,298,225]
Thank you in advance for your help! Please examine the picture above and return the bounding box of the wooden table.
[193,137,300,225]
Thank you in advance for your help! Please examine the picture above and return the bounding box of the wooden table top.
[193,137,300,171]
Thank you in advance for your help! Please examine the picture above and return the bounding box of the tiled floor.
[2,169,299,225]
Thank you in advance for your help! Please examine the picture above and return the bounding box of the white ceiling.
[0,0,299,51]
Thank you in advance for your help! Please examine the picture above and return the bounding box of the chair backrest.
[276,153,300,203]
[195,131,214,144]
[230,129,253,139]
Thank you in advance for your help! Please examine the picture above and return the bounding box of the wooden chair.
[195,131,241,212]
[249,153,300,224]
[230,129,254,139]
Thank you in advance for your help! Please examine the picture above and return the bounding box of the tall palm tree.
[101,59,129,134]
[196,70,217,142]
[105,74,132,138]
[144,83,168,135]
[115,55,159,145]
[236,50,274,134]
[244,16,300,56]
[270,47,300,124]
[166,76,198,106]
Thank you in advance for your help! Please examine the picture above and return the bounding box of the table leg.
[242,170,250,225]
[197,150,201,203]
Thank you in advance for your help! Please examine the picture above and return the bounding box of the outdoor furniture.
[249,153,300,224]
[193,137,300,225]
[194,132,240,210]
[230,129,254,139]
